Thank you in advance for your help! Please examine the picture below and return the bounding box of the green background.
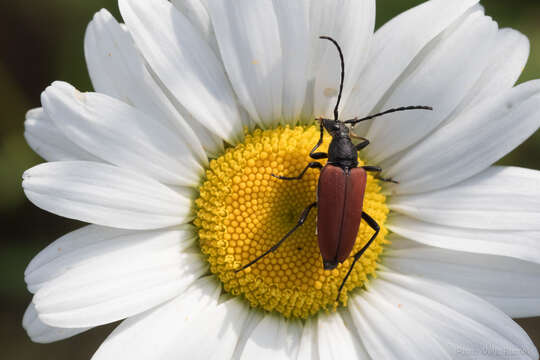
[1,1,539,358]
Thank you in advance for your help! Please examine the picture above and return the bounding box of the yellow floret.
[195,126,389,319]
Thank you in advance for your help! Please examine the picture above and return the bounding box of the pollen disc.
[194,126,389,319]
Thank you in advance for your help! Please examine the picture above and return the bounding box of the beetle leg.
[235,202,317,272]
[311,152,328,159]
[361,166,399,184]
[309,122,327,159]
[355,138,370,151]
[336,212,380,301]
[272,162,323,180]
[304,121,329,159]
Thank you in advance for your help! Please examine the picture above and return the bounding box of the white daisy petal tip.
[22,161,193,230]
[42,81,80,104]
[23,302,91,343]
[24,107,99,162]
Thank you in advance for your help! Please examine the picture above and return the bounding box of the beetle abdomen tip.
[323,259,339,270]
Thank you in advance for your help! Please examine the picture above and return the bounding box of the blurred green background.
[1,1,539,359]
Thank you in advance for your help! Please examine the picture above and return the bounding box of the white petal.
[93,277,251,360]
[384,81,540,194]
[231,310,265,360]
[22,161,193,230]
[24,108,98,162]
[25,224,195,292]
[387,215,540,264]
[119,0,243,144]
[26,225,127,293]
[154,78,225,157]
[272,0,310,124]
[385,236,419,250]
[296,318,318,360]
[84,9,208,165]
[357,271,538,360]
[42,82,203,186]
[310,0,375,120]
[365,9,497,162]
[171,0,260,136]
[208,0,282,128]
[170,0,218,52]
[23,303,90,343]
[454,28,530,113]
[84,18,119,100]
[138,1,225,155]
[32,228,207,328]
[182,298,249,360]
[390,166,540,230]
[379,27,530,173]
[349,291,451,359]
[317,311,370,359]
[385,240,540,318]
[342,0,479,125]
[239,314,302,360]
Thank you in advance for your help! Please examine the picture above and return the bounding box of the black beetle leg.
[350,132,370,151]
[236,202,317,272]
[272,162,323,180]
[355,138,370,151]
[309,121,324,156]
[361,166,398,184]
[311,152,328,159]
[336,212,380,302]
[309,121,329,160]
[303,120,328,160]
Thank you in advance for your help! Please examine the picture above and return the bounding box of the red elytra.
[317,165,367,268]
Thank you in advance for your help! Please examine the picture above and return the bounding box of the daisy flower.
[22,0,540,358]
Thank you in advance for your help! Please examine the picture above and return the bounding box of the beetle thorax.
[327,134,358,168]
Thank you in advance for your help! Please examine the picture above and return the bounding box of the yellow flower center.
[194,125,389,319]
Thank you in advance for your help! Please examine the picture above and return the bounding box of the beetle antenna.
[344,105,433,125]
[320,36,345,122]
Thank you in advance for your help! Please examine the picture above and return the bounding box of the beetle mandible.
[237,36,432,301]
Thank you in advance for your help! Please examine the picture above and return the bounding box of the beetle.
[237,36,432,301]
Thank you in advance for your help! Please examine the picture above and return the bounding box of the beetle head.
[321,118,350,138]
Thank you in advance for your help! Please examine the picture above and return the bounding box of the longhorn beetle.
[237,36,432,301]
